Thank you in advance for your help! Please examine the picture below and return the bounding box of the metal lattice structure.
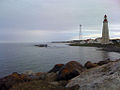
[79,24,82,41]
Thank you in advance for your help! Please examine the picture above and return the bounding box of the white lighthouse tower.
[101,15,110,44]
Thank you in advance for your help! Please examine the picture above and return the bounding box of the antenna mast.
[79,24,82,41]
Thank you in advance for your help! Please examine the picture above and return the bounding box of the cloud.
[0,0,120,42]
[109,24,120,30]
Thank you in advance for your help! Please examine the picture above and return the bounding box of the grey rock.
[66,60,120,90]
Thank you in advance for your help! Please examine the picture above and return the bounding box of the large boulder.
[48,64,64,73]
[66,59,120,90]
[84,61,98,69]
[57,61,85,80]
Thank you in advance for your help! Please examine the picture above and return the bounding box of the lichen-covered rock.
[84,61,98,69]
[66,60,120,90]
[48,64,64,73]
[0,72,30,90]
[57,61,85,80]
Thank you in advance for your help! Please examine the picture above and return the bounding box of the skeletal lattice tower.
[79,24,82,40]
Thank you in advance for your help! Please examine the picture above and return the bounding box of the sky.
[0,0,120,42]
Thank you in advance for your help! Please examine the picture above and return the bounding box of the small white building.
[87,39,95,43]
[116,39,120,43]
[95,37,102,43]
[80,40,86,44]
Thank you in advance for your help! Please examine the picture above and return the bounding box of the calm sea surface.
[0,43,120,78]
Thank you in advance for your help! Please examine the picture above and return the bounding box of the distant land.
[51,39,120,53]
[51,38,120,44]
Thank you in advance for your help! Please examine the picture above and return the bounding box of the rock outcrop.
[66,60,120,90]
[1,59,119,90]
[57,61,85,80]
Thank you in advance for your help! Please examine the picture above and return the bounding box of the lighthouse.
[101,15,110,44]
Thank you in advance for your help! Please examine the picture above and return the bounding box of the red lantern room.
[104,15,108,22]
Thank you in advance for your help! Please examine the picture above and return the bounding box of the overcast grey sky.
[0,0,120,42]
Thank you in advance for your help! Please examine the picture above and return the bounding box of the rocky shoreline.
[69,43,120,53]
[101,46,120,52]
[0,59,120,90]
